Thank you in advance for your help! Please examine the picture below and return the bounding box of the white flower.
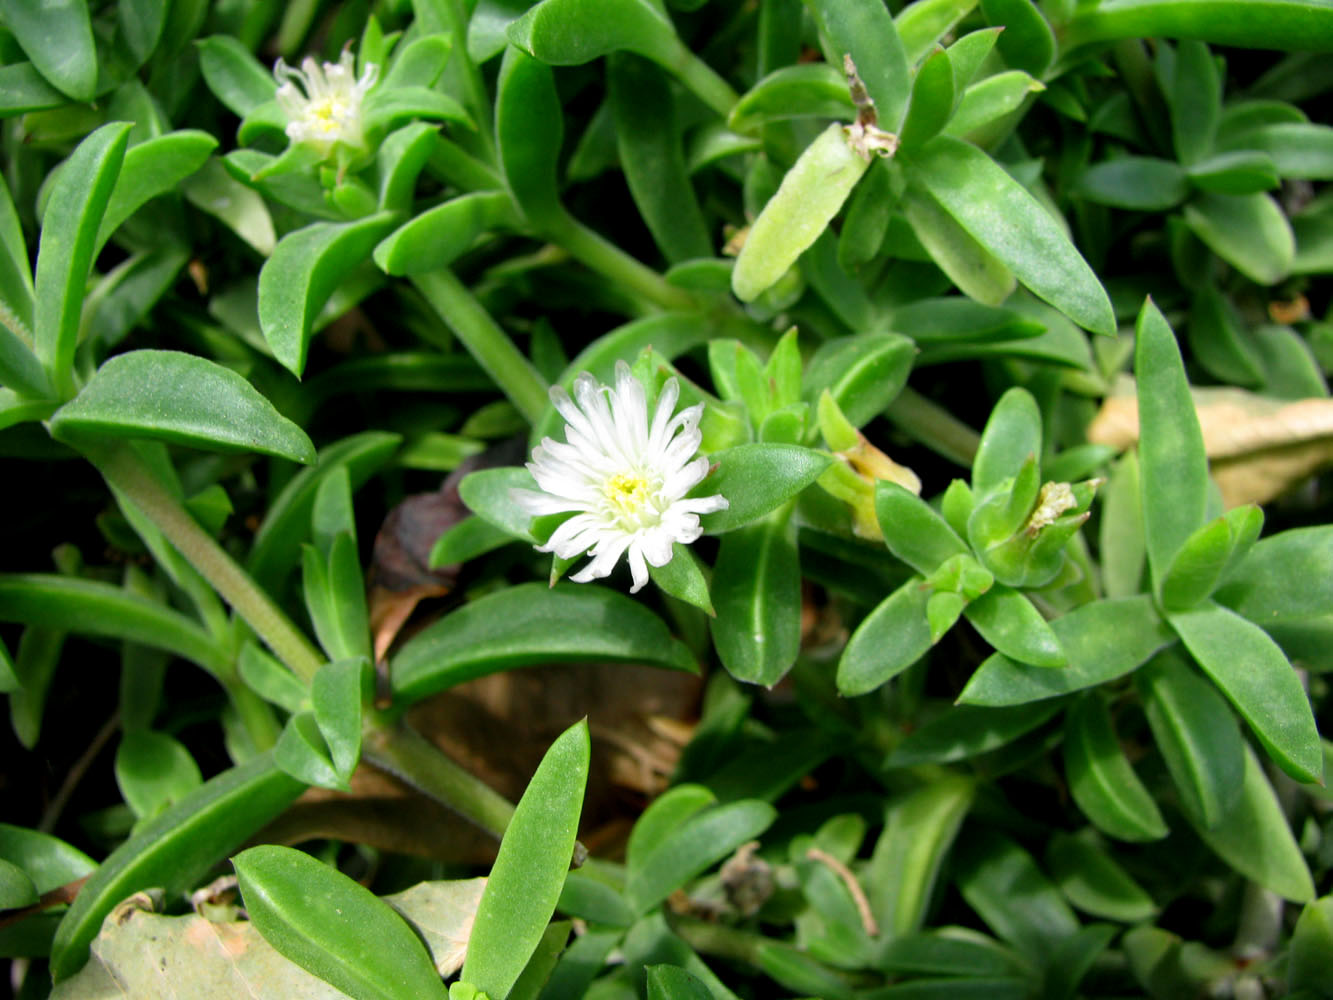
[514,362,729,593]
[273,49,378,157]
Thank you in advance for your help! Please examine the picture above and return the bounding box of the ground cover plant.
[3,0,1333,996]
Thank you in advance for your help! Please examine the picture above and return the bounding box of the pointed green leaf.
[1288,897,1333,996]
[900,48,956,150]
[97,131,218,249]
[907,136,1115,335]
[1135,298,1208,585]
[1169,600,1322,784]
[259,213,399,377]
[697,444,832,534]
[1188,745,1315,903]
[960,595,1174,706]
[1046,832,1157,923]
[964,586,1066,667]
[809,0,911,129]
[51,350,315,463]
[954,833,1079,963]
[838,577,934,696]
[727,64,854,134]
[51,754,304,980]
[392,583,696,704]
[625,798,777,915]
[1063,696,1168,842]
[312,657,366,781]
[710,515,800,686]
[1183,192,1294,285]
[34,123,131,396]
[1,0,97,100]
[464,720,590,999]
[198,35,278,116]
[867,776,976,940]
[374,192,519,275]
[980,0,1054,77]
[275,712,343,790]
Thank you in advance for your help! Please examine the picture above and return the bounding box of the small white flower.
[514,362,729,593]
[273,49,378,157]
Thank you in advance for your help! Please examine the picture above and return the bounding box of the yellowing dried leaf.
[1087,376,1333,507]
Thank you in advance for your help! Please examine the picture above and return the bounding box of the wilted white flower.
[514,362,729,593]
[273,49,378,157]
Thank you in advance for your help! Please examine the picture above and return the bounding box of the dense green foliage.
[3,0,1333,997]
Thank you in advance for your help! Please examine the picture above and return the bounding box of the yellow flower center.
[603,472,656,527]
[310,97,346,133]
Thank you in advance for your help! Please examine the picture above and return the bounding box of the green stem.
[226,679,282,752]
[90,443,324,683]
[438,0,498,162]
[546,212,698,312]
[427,138,504,192]
[363,719,515,839]
[411,269,551,425]
[884,386,981,467]
[664,38,739,120]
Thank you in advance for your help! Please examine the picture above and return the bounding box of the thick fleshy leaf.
[235,845,448,1000]
[1158,505,1262,611]
[728,64,854,134]
[609,53,711,264]
[197,35,278,116]
[885,701,1063,768]
[808,0,911,129]
[1063,696,1168,842]
[392,583,696,703]
[954,833,1080,964]
[959,596,1174,706]
[964,586,1065,667]
[710,516,801,686]
[463,720,589,999]
[1046,832,1157,923]
[980,0,1054,77]
[803,334,915,429]
[312,657,366,782]
[50,755,305,981]
[867,777,975,941]
[901,183,1016,305]
[838,577,934,696]
[1187,745,1315,903]
[0,823,96,894]
[1134,298,1208,585]
[876,481,969,574]
[1169,40,1221,165]
[697,444,832,534]
[114,730,203,821]
[0,573,230,677]
[259,214,400,377]
[1137,651,1244,830]
[374,192,519,275]
[1183,192,1294,285]
[973,387,1042,495]
[97,131,218,249]
[624,799,777,914]
[51,350,315,463]
[1063,0,1333,53]
[1,0,97,100]
[907,136,1115,335]
[1288,897,1333,995]
[248,432,401,591]
[1169,600,1323,783]
[34,123,131,397]
[900,48,956,151]
[1075,157,1189,211]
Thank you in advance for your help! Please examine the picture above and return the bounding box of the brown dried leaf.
[1087,376,1333,506]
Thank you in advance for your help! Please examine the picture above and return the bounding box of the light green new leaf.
[907,136,1115,335]
[809,0,911,129]
[463,720,590,1000]
[51,350,315,463]
[236,845,449,1000]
